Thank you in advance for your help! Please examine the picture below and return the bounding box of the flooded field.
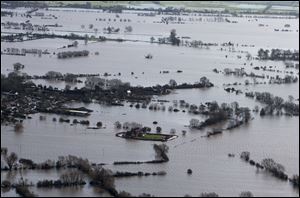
[1,3,299,197]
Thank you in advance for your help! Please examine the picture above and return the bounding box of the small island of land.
[116,128,178,142]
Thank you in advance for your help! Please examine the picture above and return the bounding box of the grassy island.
[116,128,178,142]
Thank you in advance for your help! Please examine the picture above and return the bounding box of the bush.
[96,121,102,127]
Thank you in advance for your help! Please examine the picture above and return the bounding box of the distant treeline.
[1,1,299,16]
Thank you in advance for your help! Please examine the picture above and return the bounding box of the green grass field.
[142,133,165,141]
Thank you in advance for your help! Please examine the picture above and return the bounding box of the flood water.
[1,6,299,197]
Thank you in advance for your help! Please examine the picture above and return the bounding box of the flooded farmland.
[1,1,299,197]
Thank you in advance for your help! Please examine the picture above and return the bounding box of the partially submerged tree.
[169,79,177,87]
[189,118,200,128]
[91,167,115,190]
[13,62,25,71]
[4,152,18,170]
[169,29,180,46]
[153,144,169,161]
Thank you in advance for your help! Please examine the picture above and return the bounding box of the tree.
[156,126,162,133]
[200,76,210,86]
[4,152,18,170]
[169,79,177,87]
[1,147,8,156]
[260,108,266,116]
[73,40,78,47]
[153,144,169,161]
[231,101,239,111]
[258,48,269,59]
[240,151,250,161]
[273,96,284,107]
[96,122,103,128]
[91,167,115,189]
[84,34,88,45]
[290,175,299,187]
[45,71,63,79]
[64,73,77,82]
[60,170,84,184]
[169,29,180,46]
[14,123,24,132]
[208,101,219,112]
[189,118,200,128]
[125,26,133,33]
[288,95,294,102]
[150,36,155,43]
[114,121,122,129]
[254,105,259,112]
[240,107,251,123]
[261,158,285,173]
[246,53,252,60]
[170,128,176,134]
[65,84,71,91]
[245,79,250,85]
[94,28,98,35]
[13,62,24,71]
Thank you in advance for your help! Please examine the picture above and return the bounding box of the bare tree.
[4,152,18,170]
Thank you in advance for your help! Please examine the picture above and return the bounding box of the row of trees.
[245,91,299,116]
[189,101,251,130]
[240,151,295,182]
[258,48,299,61]
[57,50,89,59]
[1,72,30,93]
[168,77,213,88]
